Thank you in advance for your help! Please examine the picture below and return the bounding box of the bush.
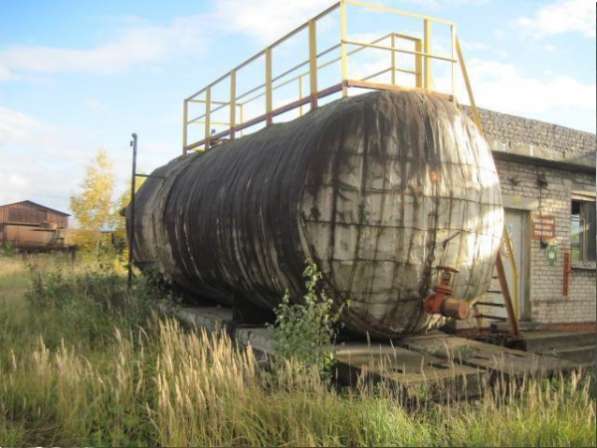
[271,263,344,376]
[0,242,16,257]
[14,260,154,352]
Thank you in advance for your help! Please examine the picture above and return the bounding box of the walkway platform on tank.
[158,303,579,400]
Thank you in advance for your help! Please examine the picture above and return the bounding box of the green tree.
[112,177,146,254]
[70,149,116,231]
[114,177,145,233]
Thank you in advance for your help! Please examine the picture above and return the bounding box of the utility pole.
[128,133,137,289]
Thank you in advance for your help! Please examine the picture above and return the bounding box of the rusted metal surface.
[1,224,62,248]
[423,266,470,320]
[563,251,571,297]
[0,200,69,229]
[130,91,503,337]
[0,200,70,249]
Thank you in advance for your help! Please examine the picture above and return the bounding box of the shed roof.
[0,200,71,217]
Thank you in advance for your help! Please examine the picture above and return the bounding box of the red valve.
[423,266,470,320]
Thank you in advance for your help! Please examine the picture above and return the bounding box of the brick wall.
[480,107,596,325]
[474,107,596,164]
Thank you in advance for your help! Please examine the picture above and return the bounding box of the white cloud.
[435,58,596,132]
[84,98,108,113]
[0,15,208,79]
[400,0,488,9]
[0,107,98,211]
[0,64,15,81]
[0,105,180,214]
[460,40,489,52]
[0,106,43,144]
[0,0,335,80]
[469,59,595,114]
[517,0,596,38]
[210,0,333,43]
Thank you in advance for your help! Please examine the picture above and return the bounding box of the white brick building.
[472,108,596,326]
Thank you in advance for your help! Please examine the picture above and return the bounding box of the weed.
[0,255,595,447]
[0,242,16,257]
[270,263,343,376]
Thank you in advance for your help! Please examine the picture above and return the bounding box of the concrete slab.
[400,333,576,377]
[522,331,597,367]
[157,303,233,332]
[334,342,485,400]
[156,304,579,401]
[523,331,597,350]
[235,326,274,363]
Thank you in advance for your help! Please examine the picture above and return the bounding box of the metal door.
[504,209,529,320]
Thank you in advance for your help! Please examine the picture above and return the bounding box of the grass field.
[0,254,595,446]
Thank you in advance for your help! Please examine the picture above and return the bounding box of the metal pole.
[230,70,237,140]
[339,0,348,97]
[308,20,319,109]
[423,19,432,90]
[182,100,188,155]
[455,36,483,134]
[390,33,396,85]
[128,133,137,290]
[265,48,273,126]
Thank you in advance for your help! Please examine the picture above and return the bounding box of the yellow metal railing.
[183,0,479,154]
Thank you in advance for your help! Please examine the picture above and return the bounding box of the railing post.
[265,48,273,126]
[204,87,211,150]
[414,39,423,88]
[339,0,348,97]
[450,25,456,98]
[423,18,432,90]
[239,104,244,137]
[391,33,396,85]
[298,75,304,116]
[230,70,237,139]
[455,36,483,134]
[182,99,188,155]
[308,20,318,110]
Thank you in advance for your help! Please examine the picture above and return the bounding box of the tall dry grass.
[0,255,595,446]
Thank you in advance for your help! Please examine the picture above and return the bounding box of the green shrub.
[0,242,16,257]
[8,259,153,352]
[271,263,343,376]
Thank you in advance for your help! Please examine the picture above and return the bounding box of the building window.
[571,199,596,262]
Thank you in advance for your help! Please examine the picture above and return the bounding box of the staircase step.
[475,302,505,308]
[475,314,507,321]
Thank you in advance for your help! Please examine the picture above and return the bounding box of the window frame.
[570,196,596,263]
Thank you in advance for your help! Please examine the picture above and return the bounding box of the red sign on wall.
[532,215,555,240]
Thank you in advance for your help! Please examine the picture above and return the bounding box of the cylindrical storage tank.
[130,91,503,337]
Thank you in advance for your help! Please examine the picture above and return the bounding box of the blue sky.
[0,0,595,218]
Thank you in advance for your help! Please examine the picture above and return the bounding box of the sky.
[0,0,595,219]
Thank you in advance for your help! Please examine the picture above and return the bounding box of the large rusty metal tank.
[130,91,503,337]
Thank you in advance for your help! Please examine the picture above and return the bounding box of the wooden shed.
[0,200,70,249]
